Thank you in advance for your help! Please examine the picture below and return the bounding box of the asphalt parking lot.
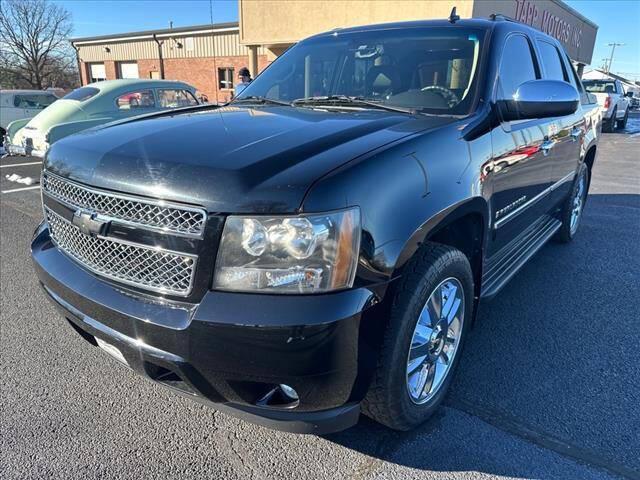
[1,115,639,480]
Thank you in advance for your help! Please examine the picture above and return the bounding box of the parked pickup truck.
[32,16,600,434]
[582,78,632,132]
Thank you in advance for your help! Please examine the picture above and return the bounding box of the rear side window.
[157,89,198,108]
[63,87,100,102]
[537,41,567,82]
[116,90,156,110]
[13,94,57,109]
[498,35,538,98]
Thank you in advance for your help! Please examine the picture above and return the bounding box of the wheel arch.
[582,144,597,191]
[392,197,490,315]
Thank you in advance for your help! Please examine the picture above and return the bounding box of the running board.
[481,215,561,299]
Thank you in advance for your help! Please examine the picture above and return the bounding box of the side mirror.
[496,79,579,122]
[626,91,634,98]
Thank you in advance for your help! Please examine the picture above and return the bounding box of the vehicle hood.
[25,99,84,130]
[45,105,456,213]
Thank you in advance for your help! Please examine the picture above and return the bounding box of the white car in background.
[0,90,59,146]
[582,79,632,132]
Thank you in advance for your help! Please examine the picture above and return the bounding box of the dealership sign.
[473,0,598,64]
[515,0,581,48]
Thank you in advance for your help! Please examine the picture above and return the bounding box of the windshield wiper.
[290,95,417,114]
[229,95,290,106]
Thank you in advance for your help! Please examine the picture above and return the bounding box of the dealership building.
[71,0,597,103]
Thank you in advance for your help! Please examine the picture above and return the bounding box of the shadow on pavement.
[324,194,640,480]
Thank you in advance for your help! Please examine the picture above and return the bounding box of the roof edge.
[550,0,598,29]
[71,21,239,45]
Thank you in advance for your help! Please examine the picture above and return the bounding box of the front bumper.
[6,140,46,157]
[31,223,386,434]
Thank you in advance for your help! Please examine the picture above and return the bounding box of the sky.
[54,0,640,80]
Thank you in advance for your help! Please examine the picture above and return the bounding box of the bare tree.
[0,0,76,89]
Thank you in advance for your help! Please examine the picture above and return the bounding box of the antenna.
[449,6,460,24]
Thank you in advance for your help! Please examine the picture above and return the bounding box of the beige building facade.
[72,22,269,103]
[239,0,597,68]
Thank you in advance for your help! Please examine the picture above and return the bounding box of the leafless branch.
[0,0,76,89]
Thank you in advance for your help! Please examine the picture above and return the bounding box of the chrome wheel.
[406,277,464,404]
[570,171,587,235]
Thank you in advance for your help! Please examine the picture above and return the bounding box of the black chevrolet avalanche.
[33,16,600,433]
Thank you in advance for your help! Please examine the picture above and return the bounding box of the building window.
[88,63,107,83]
[218,67,234,90]
[117,61,139,79]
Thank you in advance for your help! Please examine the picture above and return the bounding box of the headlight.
[213,208,361,293]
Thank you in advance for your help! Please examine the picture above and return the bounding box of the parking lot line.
[0,161,43,168]
[1,185,41,194]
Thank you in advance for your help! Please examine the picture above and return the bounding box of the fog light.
[256,384,300,409]
[279,384,299,401]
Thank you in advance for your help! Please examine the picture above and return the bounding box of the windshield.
[237,27,486,115]
[582,80,617,94]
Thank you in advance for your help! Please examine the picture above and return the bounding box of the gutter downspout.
[153,34,165,79]
[71,43,82,86]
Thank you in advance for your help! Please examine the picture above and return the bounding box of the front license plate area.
[96,337,129,366]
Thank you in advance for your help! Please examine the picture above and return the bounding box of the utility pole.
[606,43,625,73]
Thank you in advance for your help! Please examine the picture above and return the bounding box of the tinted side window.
[498,35,538,98]
[116,90,156,110]
[14,94,57,109]
[538,41,567,82]
[157,89,198,108]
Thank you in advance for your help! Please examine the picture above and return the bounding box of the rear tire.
[362,243,473,431]
[616,108,628,130]
[555,163,589,243]
[604,108,617,133]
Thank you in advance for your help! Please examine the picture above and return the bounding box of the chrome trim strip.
[494,172,575,229]
[45,207,197,297]
[42,171,207,239]
[482,218,562,298]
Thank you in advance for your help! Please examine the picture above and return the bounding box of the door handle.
[541,140,555,156]
[570,127,582,142]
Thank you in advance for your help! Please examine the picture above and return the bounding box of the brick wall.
[79,55,271,104]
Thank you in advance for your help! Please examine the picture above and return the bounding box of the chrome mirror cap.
[497,79,580,122]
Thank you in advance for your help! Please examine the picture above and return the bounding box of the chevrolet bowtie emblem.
[72,209,109,237]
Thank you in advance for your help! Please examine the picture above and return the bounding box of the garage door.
[89,63,107,83]
[119,62,139,79]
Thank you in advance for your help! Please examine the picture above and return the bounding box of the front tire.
[555,163,589,243]
[616,108,628,130]
[362,243,473,431]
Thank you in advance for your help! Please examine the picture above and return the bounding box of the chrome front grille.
[42,172,206,237]
[45,207,197,296]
